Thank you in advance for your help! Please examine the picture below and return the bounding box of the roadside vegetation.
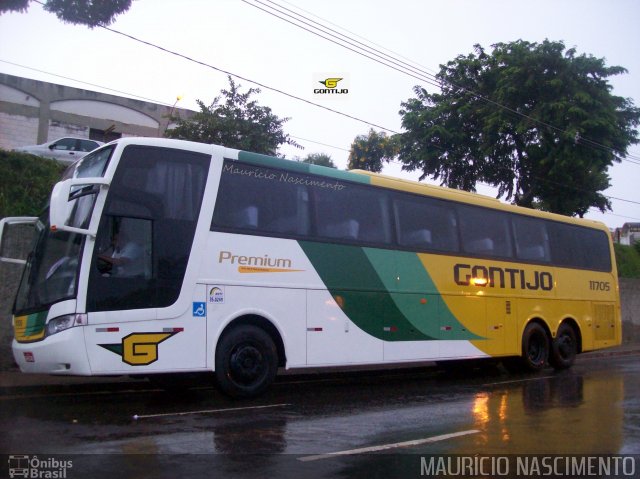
[614,243,640,278]
[0,149,65,218]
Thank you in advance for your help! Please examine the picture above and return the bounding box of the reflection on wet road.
[1,354,638,477]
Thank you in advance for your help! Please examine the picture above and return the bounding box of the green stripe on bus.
[237,151,371,184]
[300,242,483,341]
[16,310,47,341]
[363,248,482,340]
[299,241,436,341]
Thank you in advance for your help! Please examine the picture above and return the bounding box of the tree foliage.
[166,76,299,155]
[0,150,65,218]
[301,153,336,168]
[1,0,132,27]
[348,129,399,172]
[398,40,640,217]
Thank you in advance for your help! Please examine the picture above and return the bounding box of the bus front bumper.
[12,327,92,375]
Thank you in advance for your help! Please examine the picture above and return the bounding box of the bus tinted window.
[548,222,611,271]
[212,162,310,236]
[394,195,459,252]
[458,205,513,259]
[313,182,391,244]
[88,146,210,311]
[513,215,551,263]
[580,228,612,271]
[212,161,391,245]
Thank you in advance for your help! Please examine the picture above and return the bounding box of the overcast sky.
[1,0,638,228]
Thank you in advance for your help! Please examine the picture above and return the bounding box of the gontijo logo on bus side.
[99,332,180,366]
[218,250,304,273]
[454,263,554,291]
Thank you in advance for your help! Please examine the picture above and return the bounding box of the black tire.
[549,323,578,370]
[520,322,550,372]
[215,325,278,398]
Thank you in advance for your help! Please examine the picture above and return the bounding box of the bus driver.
[97,229,144,277]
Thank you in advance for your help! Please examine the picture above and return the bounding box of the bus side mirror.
[50,177,110,237]
[0,217,38,265]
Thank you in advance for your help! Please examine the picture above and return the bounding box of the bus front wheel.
[549,323,578,370]
[215,325,278,398]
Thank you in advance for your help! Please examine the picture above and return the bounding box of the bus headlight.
[46,314,87,337]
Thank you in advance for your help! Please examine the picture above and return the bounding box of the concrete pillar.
[37,98,50,144]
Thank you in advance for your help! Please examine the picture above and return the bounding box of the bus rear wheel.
[215,325,278,398]
[549,323,578,370]
[505,322,550,373]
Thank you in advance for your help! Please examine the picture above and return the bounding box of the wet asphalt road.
[1,354,639,478]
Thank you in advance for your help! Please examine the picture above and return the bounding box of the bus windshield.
[14,212,84,314]
[13,145,115,315]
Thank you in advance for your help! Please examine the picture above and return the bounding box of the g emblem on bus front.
[99,332,179,366]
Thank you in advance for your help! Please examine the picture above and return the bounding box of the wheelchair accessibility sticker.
[193,302,206,317]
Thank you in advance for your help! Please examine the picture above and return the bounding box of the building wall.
[0,111,38,147]
[0,73,191,150]
[620,278,640,345]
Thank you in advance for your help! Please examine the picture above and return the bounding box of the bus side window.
[314,184,390,244]
[394,195,459,253]
[233,206,259,229]
[548,222,611,271]
[321,219,360,240]
[211,162,310,237]
[88,145,210,312]
[513,216,551,263]
[96,216,152,278]
[458,205,513,259]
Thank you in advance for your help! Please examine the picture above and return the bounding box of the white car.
[14,137,104,163]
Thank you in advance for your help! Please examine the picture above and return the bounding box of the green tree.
[301,153,336,168]
[166,76,299,155]
[0,150,65,218]
[399,40,640,217]
[1,0,132,27]
[348,129,399,172]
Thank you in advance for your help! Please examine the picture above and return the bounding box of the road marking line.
[482,375,556,387]
[132,403,291,420]
[297,429,480,462]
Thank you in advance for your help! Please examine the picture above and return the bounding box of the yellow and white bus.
[1,137,621,397]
